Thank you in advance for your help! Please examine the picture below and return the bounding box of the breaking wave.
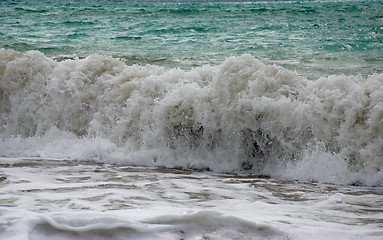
[0,49,382,186]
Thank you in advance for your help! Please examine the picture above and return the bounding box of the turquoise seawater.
[1,0,382,79]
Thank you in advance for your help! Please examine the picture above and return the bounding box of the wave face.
[1,49,382,186]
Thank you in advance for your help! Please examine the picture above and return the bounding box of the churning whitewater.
[0,49,382,186]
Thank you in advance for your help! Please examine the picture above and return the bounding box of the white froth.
[1,159,381,240]
[0,49,382,186]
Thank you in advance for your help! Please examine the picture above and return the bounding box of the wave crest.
[1,49,382,186]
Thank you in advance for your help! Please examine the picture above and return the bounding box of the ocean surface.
[1,0,383,239]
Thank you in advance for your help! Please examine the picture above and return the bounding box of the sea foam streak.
[0,49,382,186]
[23,211,283,240]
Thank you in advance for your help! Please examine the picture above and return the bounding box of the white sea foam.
[15,211,283,240]
[1,159,381,240]
[1,49,382,186]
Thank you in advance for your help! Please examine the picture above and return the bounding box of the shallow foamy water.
[1,157,382,240]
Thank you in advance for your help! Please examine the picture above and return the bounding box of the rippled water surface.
[1,0,382,78]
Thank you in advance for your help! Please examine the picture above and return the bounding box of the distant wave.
[1,49,382,186]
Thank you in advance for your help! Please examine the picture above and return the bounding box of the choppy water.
[1,0,383,239]
[1,0,382,78]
